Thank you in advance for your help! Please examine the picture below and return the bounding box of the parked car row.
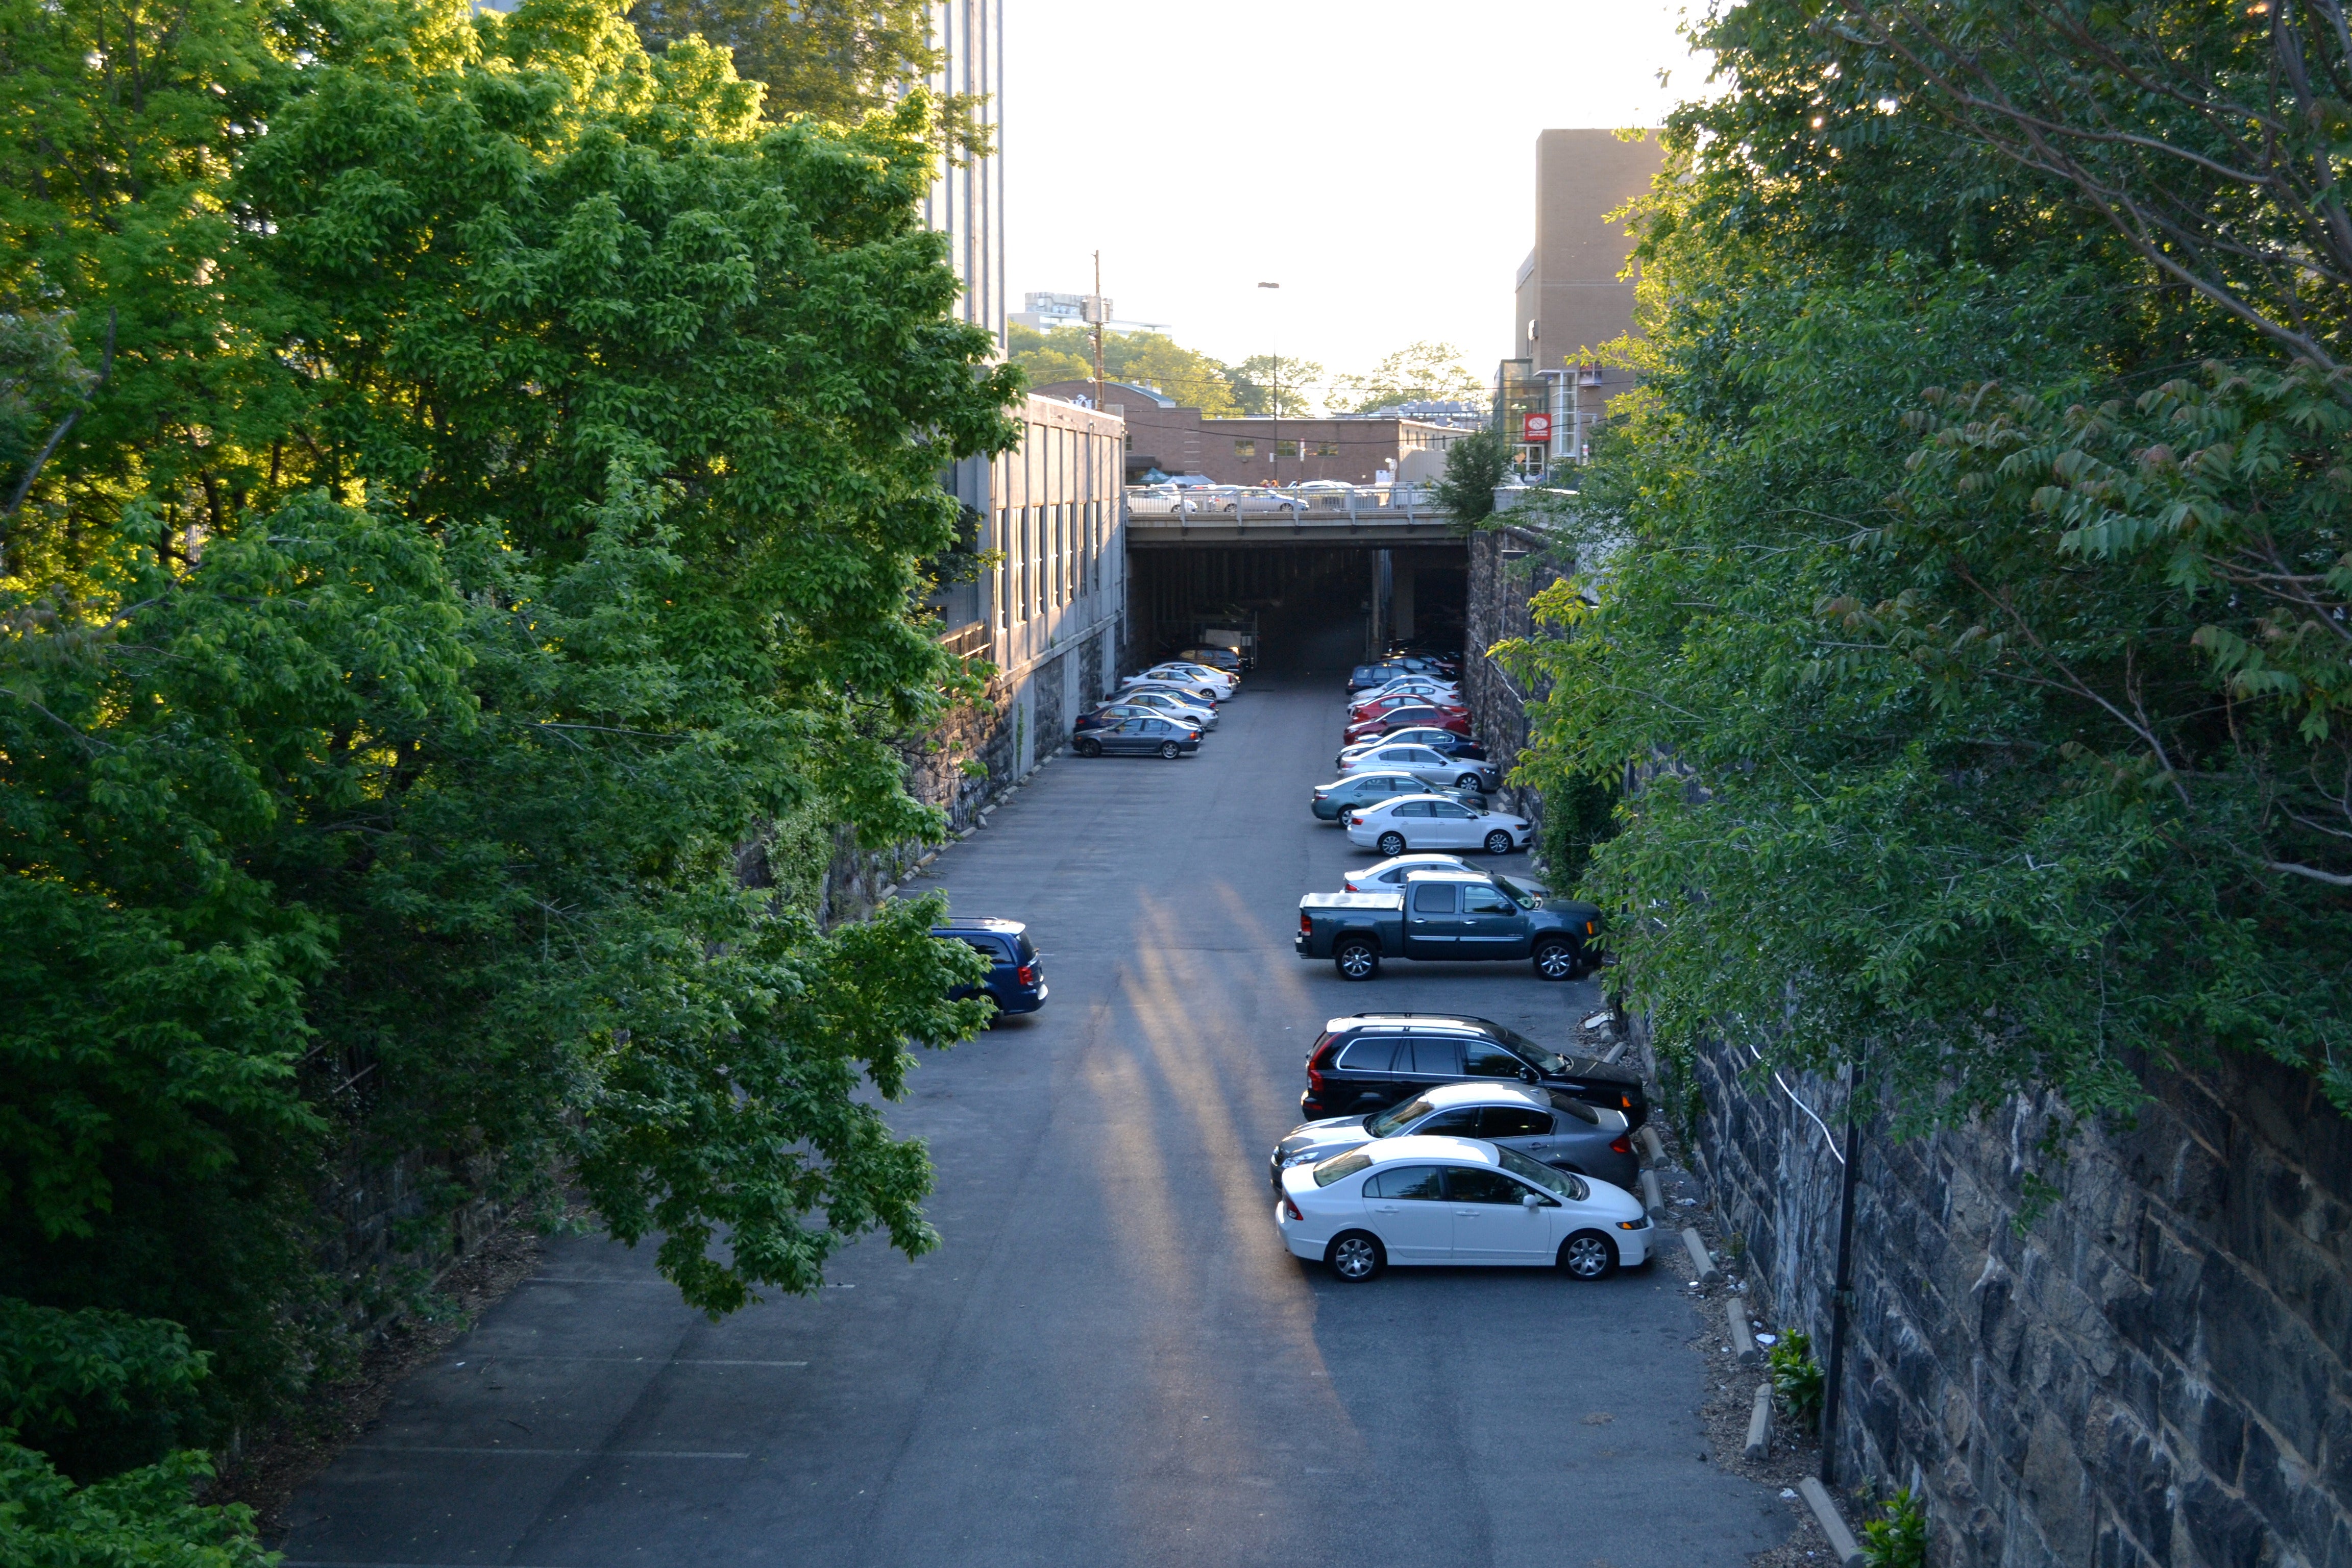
[1269,1013,1651,1282]
[1068,659,1241,759]
[1310,657,1535,857]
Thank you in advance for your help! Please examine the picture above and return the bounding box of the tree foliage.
[1,0,1015,1502]
[1434,428,1512,525]
[1498,0,2352,1130]
[1007,323,1246,415]
[629,0,990,156]
[1325,340,1483,414]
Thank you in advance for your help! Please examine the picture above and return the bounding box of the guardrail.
[1126,483,1454,527]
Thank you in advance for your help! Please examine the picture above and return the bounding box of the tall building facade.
[916,4,1132,828]
[925,1,1005,348]
[1508,130,1665,466]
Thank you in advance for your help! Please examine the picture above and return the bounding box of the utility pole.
[1257,281,1280,481]
[1090,250,1106,412]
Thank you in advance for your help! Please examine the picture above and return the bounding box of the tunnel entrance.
[1128,544,1469,675]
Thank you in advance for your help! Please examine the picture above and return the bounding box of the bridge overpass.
[1122,485,1482,664]
[1123,484,1464,548]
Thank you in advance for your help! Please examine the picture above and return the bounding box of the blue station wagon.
[933,918,1048,1016]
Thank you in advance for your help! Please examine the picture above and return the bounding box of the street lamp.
[1257,282,1280,479]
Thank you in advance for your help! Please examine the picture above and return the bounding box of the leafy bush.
[0,1439,271,1568]
[1435,429,1512,526]
[1768,1329,1824,1429]
[1861,1487,1927,1568]
[0,1304,210,1484]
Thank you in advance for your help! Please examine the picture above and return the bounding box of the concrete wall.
[1675,1032,2352,1567]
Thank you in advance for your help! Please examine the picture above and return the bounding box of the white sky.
[1001,0,1703,396]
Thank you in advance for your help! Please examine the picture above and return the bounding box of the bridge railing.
[1125,483,1453,527]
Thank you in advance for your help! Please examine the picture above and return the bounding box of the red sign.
[1522,411,1553,443]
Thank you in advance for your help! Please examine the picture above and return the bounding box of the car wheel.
[1533,940,1578,981]
[1327,1231,1385,1282]
[1376,831,1407,856]
[1457,773,1483,790]
[1159,741,1182,759]
[1484,829,1514,855]
[1334,938,1380,981]
[1074,737,1101,757]
[1559,1230,1619,1280]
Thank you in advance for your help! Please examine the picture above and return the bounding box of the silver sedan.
[1267,1080,1636,1192]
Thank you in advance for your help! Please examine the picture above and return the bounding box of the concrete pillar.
[1394,568,1416,640]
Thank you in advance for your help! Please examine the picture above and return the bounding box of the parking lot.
[280,671,1790,1568]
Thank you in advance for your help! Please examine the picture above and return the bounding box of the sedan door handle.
[1372,1204,1402,1213]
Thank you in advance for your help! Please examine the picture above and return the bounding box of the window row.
[994,497,1111,626]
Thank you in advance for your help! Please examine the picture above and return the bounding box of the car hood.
[1275,1116,1372,1162]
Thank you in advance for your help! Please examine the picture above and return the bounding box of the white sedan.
[1128,663,1234,699]
[1344,794,1533,856]
[1358,677,1460,705]
[1342,852,1474,891]
[1277,1135,1651,1281]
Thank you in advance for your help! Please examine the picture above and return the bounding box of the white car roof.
[1356,794,1464,814]
[1391,1081,1550,1112]
[1349,1135,1503,1167]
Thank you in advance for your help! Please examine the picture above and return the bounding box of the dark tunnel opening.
[1127,544,1469,676]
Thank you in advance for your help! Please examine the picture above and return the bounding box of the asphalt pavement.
[281,668,1790,1568]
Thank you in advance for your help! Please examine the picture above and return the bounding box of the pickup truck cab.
[1295,871,1601,981]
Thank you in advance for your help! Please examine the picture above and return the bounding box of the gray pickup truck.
[1296,869,1601,981]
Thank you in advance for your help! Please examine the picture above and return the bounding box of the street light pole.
[1091,250,1106,412]
[1257,281,1280,481]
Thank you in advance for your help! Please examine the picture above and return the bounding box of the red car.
[1348,691,1469,724]
[1342,704,1474,744]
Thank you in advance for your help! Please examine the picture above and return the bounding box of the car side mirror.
[1521,1192,1544,1209]
[1517,1065,1538,1085]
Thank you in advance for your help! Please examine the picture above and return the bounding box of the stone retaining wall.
[1672,1032,2352,1566]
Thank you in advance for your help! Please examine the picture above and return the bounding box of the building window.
[994,507,1011,627]
[1314,440,1340,457]
[1234,439,1256,458]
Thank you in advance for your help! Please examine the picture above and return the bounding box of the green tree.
[0,1439,274,1568]
[1007,323,1242,415]
[1494,0,2352,1132]
[630,0,990,156]
[1327,341,1482,413]
[1433,427,1511,524]
[3,0,1016,1484]
[1230,354,1323,417]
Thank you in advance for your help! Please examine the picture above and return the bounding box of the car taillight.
[1609,1134,1632,1155]
[1016,964,1036,986]
[1348,815,1364,827]
[1282,1195,1304,1222]
[1307,1065,1326,1096]
[1300,910,1313,935]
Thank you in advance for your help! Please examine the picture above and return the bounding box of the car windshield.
[1498,1146,1587,1200]
[1492,1024,1570,1075]
[1547,1092,1600,1123]
[1366,1096,1436,1137]
[1312,1150,1374,1187]
[1492,875,1545,910]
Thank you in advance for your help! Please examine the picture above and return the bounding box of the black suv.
[1301,1013,1646,1129]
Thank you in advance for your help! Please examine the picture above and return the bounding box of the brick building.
[1028,380,1475,486]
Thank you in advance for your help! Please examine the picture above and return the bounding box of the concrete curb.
[1637,1124,1666,1165]
[1798,1477,1865,1568]
[1744,1383,1772,1461]
[1727,1295,1763,1366]
[1638,1169,1665,1217]
[1680,1227,1721,1286]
